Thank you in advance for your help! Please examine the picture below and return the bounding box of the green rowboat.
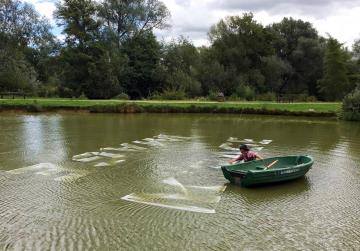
[221,155,313,187]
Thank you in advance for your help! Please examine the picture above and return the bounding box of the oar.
[264,160,278,170]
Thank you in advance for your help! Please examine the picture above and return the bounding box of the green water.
[0,113,359,250]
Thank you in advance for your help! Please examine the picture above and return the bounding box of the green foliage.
[37,85,59,97]
[113,93,130,100]
[149,89,186,100]
[353,39,360,60]
[83,44,122,99]
[99,0,170,42]
[159,38,201,97]
[54,0,100,47]
[256,92,277,101]
[342,86,360,121]
[318,37,350,101]
[269,18,324,96]
[0,0,54,47]
[0,35,38,92]
[122,31,161,98]
[294,94,317,102]
[234,84,255,101]
[207,13,273,95]
[1,0,359,103]
[0,1,54,93]
[207,91,220,101]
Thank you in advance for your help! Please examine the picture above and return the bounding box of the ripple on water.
[1,116,360,250]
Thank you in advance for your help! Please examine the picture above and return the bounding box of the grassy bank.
[0,98,341,117]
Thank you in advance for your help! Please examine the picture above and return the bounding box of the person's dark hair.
[239,144,250,151]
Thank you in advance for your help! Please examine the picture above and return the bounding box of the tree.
[353,39,360,60]
[54,0,101,47]
[122,31,161,98]
[55,0,126,98]
[99,0,170,44]
[159,38,201,97]
[0,0,54,93]
[342,85,360,121]
[197,47,227,95]
[269,18,324,96]
[261,55,292,93]
[0,0,53,47]
[318,37,349,101]
[206,13,274,95]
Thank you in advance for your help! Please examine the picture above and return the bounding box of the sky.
[25,0,360,48]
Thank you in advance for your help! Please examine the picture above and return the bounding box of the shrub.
[342,86,360,121]
[195,97,208,102]
[113,93,130,100]
[306,96,318,102]
[37,85,59,97]
[256,92,276,101]
[228,94,244,101]
[208,91,220,101]
[235,84,255,101]
[294,94,318,102]
[160,90,186,100]
[78,92,88,100]
[58,86,74,98]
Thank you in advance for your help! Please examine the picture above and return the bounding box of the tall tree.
[0,33,37,92]
[55,0,124,98]
[0,0,54,93]
[54,0,101,47]
[99,0,170,44]
[159,37,201,97]
[0,0,53,47]
[206,13,274,95]
[318,37,349,101]
[269,18,324,96]
[122,31,161,98]
[353,39,360,60]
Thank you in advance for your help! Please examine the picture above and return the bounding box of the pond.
[0,113,359,250]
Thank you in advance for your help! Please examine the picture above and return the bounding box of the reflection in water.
[224,177,311,204]
[19,115,67,166]
[0,113,360,250]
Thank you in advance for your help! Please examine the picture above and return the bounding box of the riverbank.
[0,98,341,117]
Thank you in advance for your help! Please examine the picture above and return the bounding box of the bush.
[163,90,186,100]
[78,92,88,100]
[58,86,74,98]
[256,92,276,101]
[150,90,186,100]
[227,94,244,101]
[195,97,208,102]
[113,93,130,100]
[149,92,163,100]
[342,86,360,121]
[37,85,59,97]
[295,94,318,102]
[208,91,220,101]
[306,96,318,102]
[235,84,255,101]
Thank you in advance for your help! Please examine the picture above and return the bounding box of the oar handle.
[265,160,278,170]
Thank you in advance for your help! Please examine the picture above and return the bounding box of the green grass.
[0,98,341,117]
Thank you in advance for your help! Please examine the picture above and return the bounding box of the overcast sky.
[25,0,360,48]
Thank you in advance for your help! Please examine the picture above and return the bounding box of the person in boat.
[229,144,263,164]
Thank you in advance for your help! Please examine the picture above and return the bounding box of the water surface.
[1,113,360,250]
